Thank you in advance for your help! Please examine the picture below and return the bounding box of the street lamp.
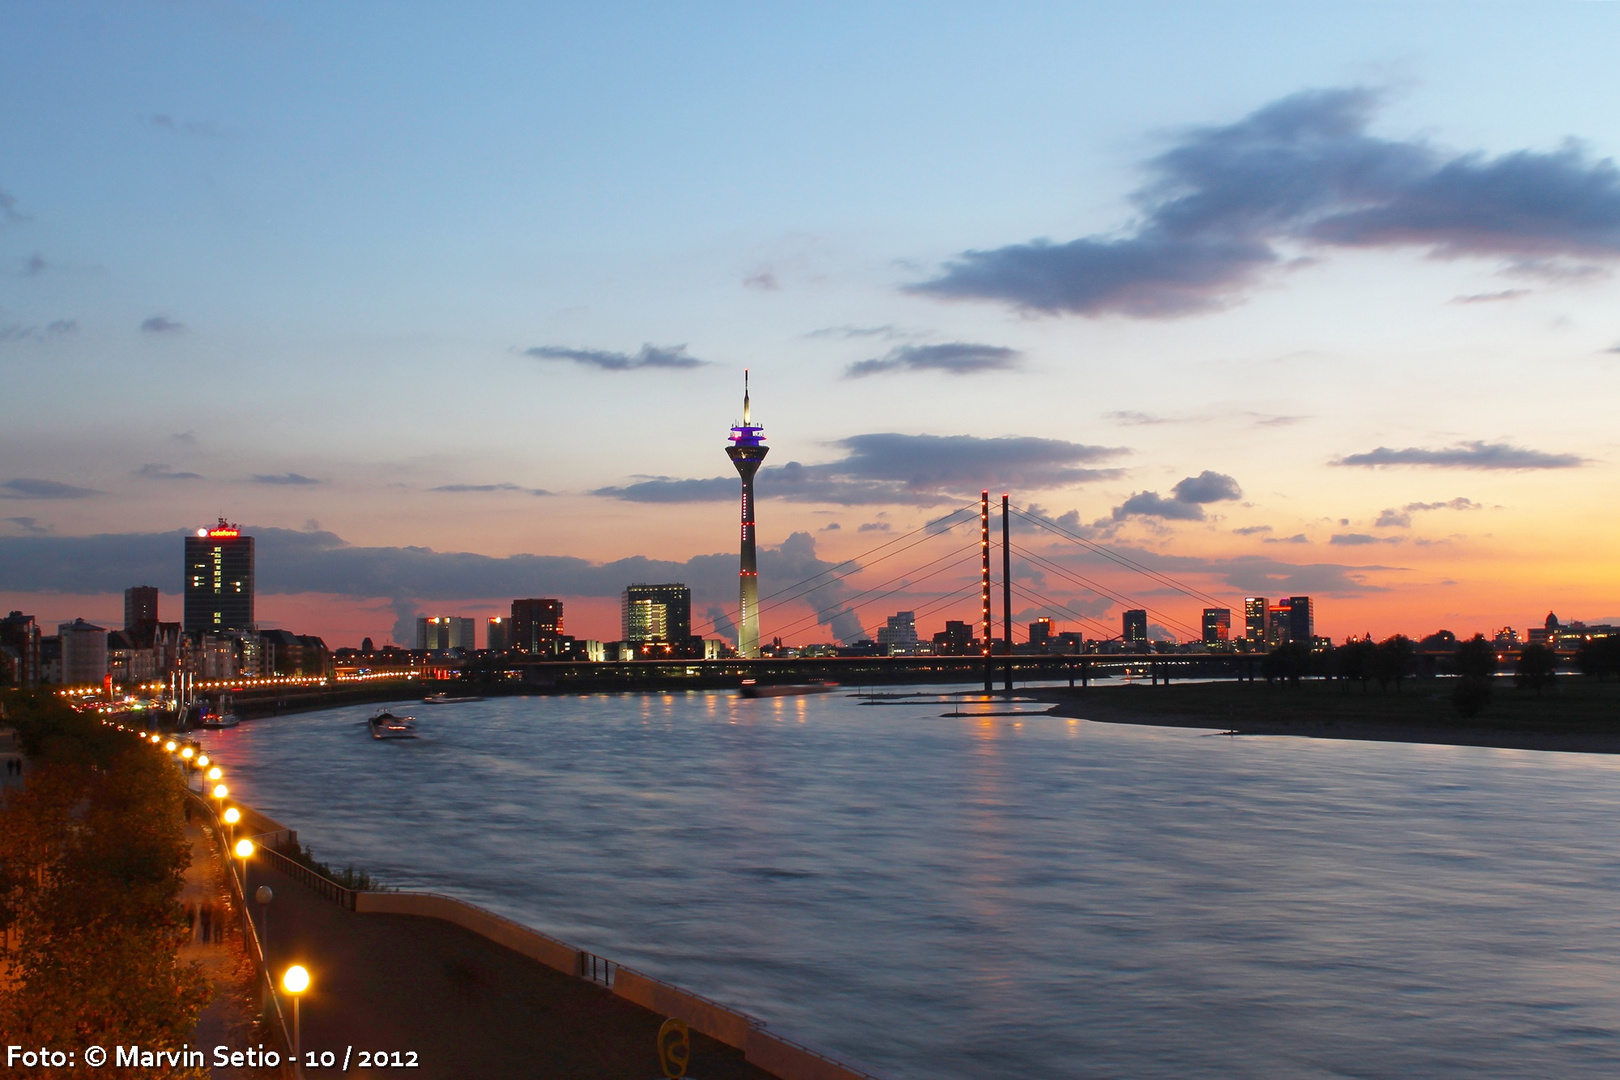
[207,766,222,782]
[213,783,229,802]
[282,964,310,1070]
[223,806,241,845]
[165,740,177,752]
[196,754,210,768]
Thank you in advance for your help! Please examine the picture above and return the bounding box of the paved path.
[242,858,778,1080]
[180,812,258,1078]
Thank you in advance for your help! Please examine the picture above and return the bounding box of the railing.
[578,950,618,987]
[256,843,358,911]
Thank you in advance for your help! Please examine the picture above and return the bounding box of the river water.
[198,688,1620,1079]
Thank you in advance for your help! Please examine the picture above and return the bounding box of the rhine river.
[200,688,1620,1079]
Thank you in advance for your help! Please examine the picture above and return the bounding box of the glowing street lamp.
[223,806,241,844]
[207,767,222,782]
[213,783,229,802]
[197,755,210,768]
[165,740,177,752]
[282,964,310,1068]
[181,746,194,760]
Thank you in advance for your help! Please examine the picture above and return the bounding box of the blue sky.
[4,2,1619,645]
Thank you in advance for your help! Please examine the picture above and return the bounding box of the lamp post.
[223,806,241,846]
[282,964,310,1074]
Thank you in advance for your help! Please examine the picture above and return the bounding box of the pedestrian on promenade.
[200,903,212,943]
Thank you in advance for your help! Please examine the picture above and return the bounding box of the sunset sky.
[3,1,1619,647]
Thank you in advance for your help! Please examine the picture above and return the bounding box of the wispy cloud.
[1264,534,1309,544]
[1232,524,1273,536]
[2,516,48,535]
[140,315,185,334]
[430,483,552,496]
[523,343,707,371]
[743,266,780,291]
[1,318,78,344]
[1450,289,1530,305]
[857,522,892,532]
[911,87,1620,318]
[1334,441,1584,469]
[136,463,204,481]
[1331,533,1403,546]
[846,342,1022,378]
[1374,497,1480,528]
[0,187,25,226]
[250,473,322,486]
[1,478,101,500]
[806,325,912,341]
[148,113,226,139]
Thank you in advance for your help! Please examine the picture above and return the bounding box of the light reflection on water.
[200,688,1620,1079]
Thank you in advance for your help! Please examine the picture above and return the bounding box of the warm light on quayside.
[283,965,309,994]
[165,740,177,752]
[213,783,229,800]
[197,755,209,768]
[223,807,241,825]
[208,767,222,781]
[181,747,194,759]
[234,838,254,859]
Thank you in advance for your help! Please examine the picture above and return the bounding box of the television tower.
[726,371,768,658]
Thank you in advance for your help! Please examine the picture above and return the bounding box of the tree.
[1262,642,1310,686]
[1515,642,1560,694]
[1576,636,1620,681]
[1334,638,1377,692]
[1373,635,1417,693]
[1448,633,1497,718]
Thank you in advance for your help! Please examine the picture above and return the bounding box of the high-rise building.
[486,616,509,653]
[1285,596,1313,643]
[510,599,563,653]
[876,611,918,654]
[1243,597,1267,643]
[1203,608,1232,646]
[124,586,159,633]
[1123,609,1148,644]
[184,519,254,636]
[622,584,692,644]
[58,619,108,686]
[933,620,974,654]
[725,373,768,658]
[416,616,475,652]
[1029,618,1053,646]
[0,611,42,686]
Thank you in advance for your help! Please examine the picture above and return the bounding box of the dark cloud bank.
[596,432,1127,506]
[523,344,706,371]
[1334,441,1584,469]
[846,342,1021,378]
[0,528,871,644]
[913,87,1620,317]
[1111,470,1242,522]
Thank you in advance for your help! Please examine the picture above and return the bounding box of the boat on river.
[192,696,240,729]
[369,709,419,739]
[739,679,839,699]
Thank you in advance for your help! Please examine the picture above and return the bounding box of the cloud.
[1334,441,1585,469]
[806,325,910,341]
[250,473,322,486]
[821,522,841,531]
[1374,497,1480,528]
[430,483,551,496]
[0,318,78,344]
[1232,524,1273,536]
[0,187,24,225]
[1330,533,1402,546]
[597,432,1127,506]
[1450,289,1530,304]
[523,343,707,371]
[46,319,76,335]
[1264,534,1310,544]
[706,604,738,645]
[1103,411,1177,426]
[743,267,780,291]
[0,526,870,642]
[2,517,48,535]
[846,342,1022,378]
[1,478,100,500]
[1111,491,1207,522]
[1171,470,1242,503]
[1109,470,1241,522]
[148,113,225,138]
[22,253,46,277]
[911,87,1620,318]
[140,315,185,334]
[136,463,204,481]
[857,522,892,532]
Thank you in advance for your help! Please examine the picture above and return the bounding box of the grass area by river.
[1036,676,1620,753]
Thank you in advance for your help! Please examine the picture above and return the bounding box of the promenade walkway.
[241,858,778,1080]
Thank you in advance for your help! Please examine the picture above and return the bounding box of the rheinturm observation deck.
[726,372,768,658]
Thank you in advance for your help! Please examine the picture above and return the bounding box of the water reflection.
[200,688,1620,1079]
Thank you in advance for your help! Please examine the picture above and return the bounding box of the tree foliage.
[0,693,210,1075]
[1515,642,1560,695]
[1372,635,1416,693]
[1576,636,1620,681]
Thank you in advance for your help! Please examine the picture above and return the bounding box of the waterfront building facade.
[487,616,509,653]
[876,611,919,655]
[124,585,159,633]
[511,598,564,653]
[417,616,476,652]
[58,618,108,686]
[1244,597,1267,643]
[1,611,42,686]
[1203,608,1232,646]
[622,584,692,645]
[1123,609,1148,645]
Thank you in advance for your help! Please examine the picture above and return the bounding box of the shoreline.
[1031,684,1620,755]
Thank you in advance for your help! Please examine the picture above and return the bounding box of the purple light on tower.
[726,371,768,658]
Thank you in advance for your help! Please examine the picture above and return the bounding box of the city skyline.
[3,3,1619,645]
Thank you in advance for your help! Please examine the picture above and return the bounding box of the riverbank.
[1033,677,1620,753]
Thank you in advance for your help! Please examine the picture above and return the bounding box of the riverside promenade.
[240,855,776,1079]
